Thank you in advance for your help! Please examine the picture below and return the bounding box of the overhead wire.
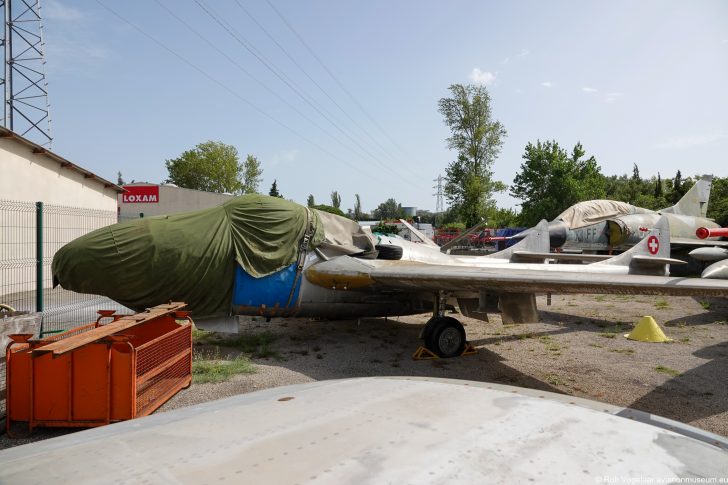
[232,0,403,167]
[265,0,413,161]
[94,0,381,183]
[152,0,376,168]
[193,0,421,188]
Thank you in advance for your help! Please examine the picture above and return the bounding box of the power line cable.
[233,0,402,167]
[94,0,380,182]
[152,0,373,166]
[265,0,412,161]
[193,0,419,187]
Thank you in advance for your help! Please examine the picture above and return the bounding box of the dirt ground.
[2,292,727,449]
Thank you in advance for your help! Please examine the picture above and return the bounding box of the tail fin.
[661,174,712,217]
[594,216,683,275]
[484,220,550,262]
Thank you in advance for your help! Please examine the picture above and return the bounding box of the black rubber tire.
[424,316,466,358]
[375,244,403,260]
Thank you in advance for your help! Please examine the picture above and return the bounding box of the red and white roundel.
[647,235,659,255]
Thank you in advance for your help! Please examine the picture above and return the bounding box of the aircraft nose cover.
[52,195,324,318]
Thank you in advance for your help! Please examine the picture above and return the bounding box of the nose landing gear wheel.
[423,316,466,358]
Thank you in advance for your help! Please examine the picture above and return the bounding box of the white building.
[118,183,235,219]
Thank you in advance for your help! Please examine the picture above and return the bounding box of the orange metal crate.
[5,303,192,434]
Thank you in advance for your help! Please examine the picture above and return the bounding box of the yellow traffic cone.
[624,316,671,342]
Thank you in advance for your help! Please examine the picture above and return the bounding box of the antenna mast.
[433,174,444,227]
[1,0,52,146]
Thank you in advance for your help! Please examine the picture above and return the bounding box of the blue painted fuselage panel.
[232,263,301,310]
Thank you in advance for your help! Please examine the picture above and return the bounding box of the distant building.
[118,183,235,219]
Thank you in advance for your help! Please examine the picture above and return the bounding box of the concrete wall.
[0,138,118,211]
[119,183,234,218]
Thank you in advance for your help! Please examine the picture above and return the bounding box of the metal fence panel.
[0,199,131,336]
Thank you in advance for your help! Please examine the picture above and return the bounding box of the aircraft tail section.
[660,174,712,218]
[484,220,550,263]
[594,216,683,275]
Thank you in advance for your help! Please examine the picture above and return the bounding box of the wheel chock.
[412,343,478,360]
[461,343,477,356]
[412,346,439,360]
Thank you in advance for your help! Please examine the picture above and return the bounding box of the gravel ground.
[2,293,727,449]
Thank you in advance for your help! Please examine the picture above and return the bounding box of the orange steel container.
[5,303,192,434]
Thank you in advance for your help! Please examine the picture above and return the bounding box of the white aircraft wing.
[671,237,728,248]
[306,256,728,297]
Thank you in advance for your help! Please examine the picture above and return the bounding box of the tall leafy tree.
[510,140,605,226]
[438,84,507,227]
[307,194,315,207]
[242,154,263,194]
[331,190,341,209]
[353,194,363,220]
[165,141,243,193]
[373,198,402,220]
[117,171,125,185]
[707,176,728,226]
[269,179,282,198]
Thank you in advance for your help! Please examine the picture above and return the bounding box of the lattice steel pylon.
[0,0,52,147]
[433,174,444,227]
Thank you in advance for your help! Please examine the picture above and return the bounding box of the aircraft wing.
[671,237,728,248]
[306,256,728,297]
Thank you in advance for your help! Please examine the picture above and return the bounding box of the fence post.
[36,201,43,313]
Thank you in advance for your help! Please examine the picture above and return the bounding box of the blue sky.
[39,0,728,213]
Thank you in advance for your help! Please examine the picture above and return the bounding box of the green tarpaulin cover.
[52,195,325,318]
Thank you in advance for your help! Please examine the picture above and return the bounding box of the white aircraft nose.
[689,246,728,262]
[702,259,728,279]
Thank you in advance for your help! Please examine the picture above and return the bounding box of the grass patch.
[517,333,535,340]
[609,348,635,355]
[655,365,680,377]
[679,337,691,343]
[193,330,279,359]
[545,374,566,386]
[654,299,670,310]
[192,348,255,384]
[589,343,604,348]
[599,332,617,339]
[594,295,607,302]
[699,300,712,310]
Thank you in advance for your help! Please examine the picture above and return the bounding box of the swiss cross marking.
[647,235,659,255]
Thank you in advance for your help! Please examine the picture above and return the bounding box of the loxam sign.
[122,185,159,203]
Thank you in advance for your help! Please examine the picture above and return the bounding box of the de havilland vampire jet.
[52,195,728,357]
[544,175,728,262]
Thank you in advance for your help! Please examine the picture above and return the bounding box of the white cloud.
[469,68,496,86]
[43,0,84,21]
[541,81,552,88]
[581,87,598,93]
[656,132,728,149]
[517,48,530,57]
[501,57,510,65]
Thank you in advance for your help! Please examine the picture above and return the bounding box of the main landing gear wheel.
[423,316,466,358]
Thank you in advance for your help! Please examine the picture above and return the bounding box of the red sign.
[647,235,659,255]
[122,185,159,203]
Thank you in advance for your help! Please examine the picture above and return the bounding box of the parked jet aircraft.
[545,175,728,257]
[52,195,728,357]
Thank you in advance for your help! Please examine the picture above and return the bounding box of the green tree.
[654,173,663,198]
[242,154,263,194]
[117,171,125,185]
[307,194,315,207]
[373,198,402,220]
[707,176,728,226]
[510,140,605,226]
[331,190,341,209]
[438,84,507,227]
[669,170,686,204]
[269,179,282,198]
[165,141,243,193]
[353,194,363,220]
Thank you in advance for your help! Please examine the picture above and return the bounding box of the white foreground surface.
[1,377,726,484]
